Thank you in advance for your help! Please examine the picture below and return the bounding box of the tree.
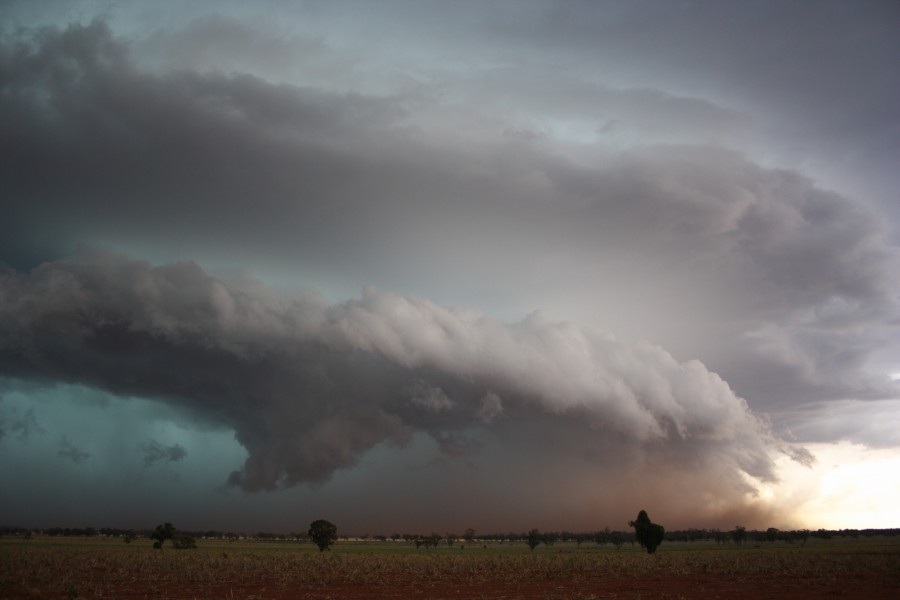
[730,525,747,545]
[307,519,338,552]
[629,510,665,554]
[525,528,542,551]
[463,528,476,544]
[610,530,625,550]
[766,527,779,543]
[151,522,175,549]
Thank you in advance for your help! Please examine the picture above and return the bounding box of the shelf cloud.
[1,1,898,531]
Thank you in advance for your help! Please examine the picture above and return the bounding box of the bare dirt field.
[2,536,898,599]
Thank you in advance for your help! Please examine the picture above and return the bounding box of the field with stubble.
[1,535,898,599]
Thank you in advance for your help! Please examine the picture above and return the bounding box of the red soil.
[26,571,895,599]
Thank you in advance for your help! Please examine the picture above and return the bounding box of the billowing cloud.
[0,251,793,504]
[1,22,895,434]
[0,3,897,531]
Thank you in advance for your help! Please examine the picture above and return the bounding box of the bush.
[307,519,338,552]
[172,534,197,549]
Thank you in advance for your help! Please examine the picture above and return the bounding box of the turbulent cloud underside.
[0,251,788,499]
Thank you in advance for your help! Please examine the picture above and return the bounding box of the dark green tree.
[151,523,175,549]
[628,510,665,554]
[307,519,338,552]
[730,525,747,545]
[766,527,779,543]
[525,528,542,551]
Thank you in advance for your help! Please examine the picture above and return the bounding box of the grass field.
[2,535,898,599]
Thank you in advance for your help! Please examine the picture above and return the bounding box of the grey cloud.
[141,439,188,467]
[409,381,454,412]
[1,19,897,456]
[58,436,90,464]
[484,1,899,134]
[0,250,792,510]
[777,399,900,450]
[456,65,753,145]
[0,20,407,268]
[133,13,361,90]
[0,5,897,530]
[778,443,815,469]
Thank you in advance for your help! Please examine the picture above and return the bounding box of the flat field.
[1,535,898,599]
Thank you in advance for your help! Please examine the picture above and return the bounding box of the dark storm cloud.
[1,19,897,448]
[1,5,899,530]
[0,250,795,508]
[0,20,405,269]
[141,439,188,467]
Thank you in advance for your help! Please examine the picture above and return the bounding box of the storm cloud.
[0,251,790,495]
[1,21,895,427]
[1,1,898,531]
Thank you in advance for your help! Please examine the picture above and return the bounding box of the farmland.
[1,535,898,599]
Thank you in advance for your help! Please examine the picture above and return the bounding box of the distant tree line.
[2,524,897,545]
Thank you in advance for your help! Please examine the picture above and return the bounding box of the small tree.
[610,530,625,550]
[766,527,779,543]
[730,526,747,545]
[151,523,175,549]
[463,528,476,544]
[307,519,337,552]
[525,528,542,551]
[629,510,665,554]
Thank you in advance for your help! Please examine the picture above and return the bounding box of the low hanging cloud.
[0,251,802,515]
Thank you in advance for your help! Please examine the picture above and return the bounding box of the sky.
[1,0,898,535]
